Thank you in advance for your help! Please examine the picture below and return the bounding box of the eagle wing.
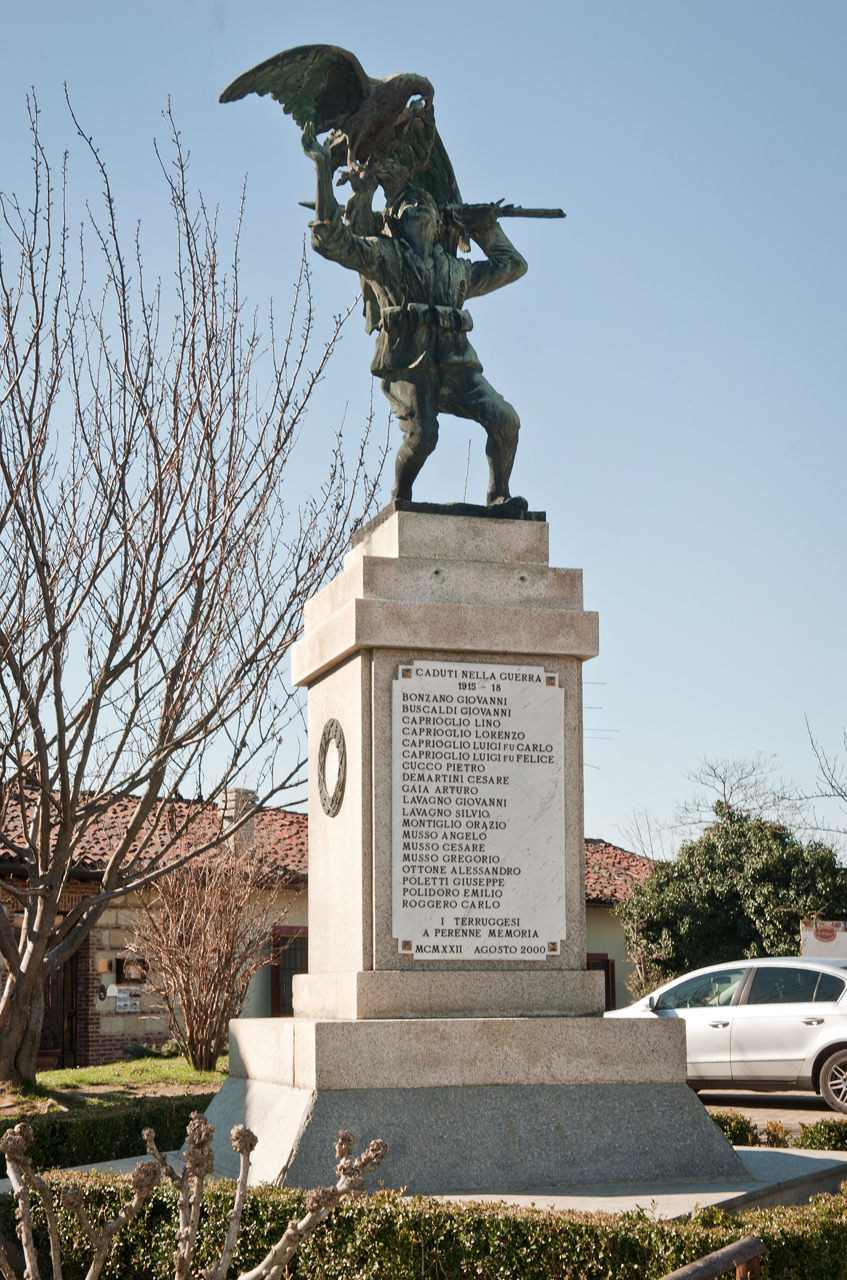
[394,114,462,206]
[221,46,462,207]
[219,44,371,133]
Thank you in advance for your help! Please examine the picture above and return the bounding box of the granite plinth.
[292,970,605,1020]
[295,510,592,977]
[351,507,550,562]
[306,644,587,974]
[292,598,599,686]
[292,520,597,686]
[303,556,584,632]
[351,502,547,551]
[227,1015,687,1090]
[225,509,747,1194]
[207,1077,749,1191]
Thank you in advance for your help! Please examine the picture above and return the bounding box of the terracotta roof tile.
[584,837,652,905]
[0,785,307,885]
[252,810,308,880]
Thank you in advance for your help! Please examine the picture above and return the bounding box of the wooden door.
[38,955,77,1070]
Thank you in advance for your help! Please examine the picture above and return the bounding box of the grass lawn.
[39,1055,228,1094]
[0,1054,228,1118]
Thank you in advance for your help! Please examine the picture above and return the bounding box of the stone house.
[80,805,309,1063]
[0,786,307,1069]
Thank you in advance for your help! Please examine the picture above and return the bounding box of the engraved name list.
[391,660,566,959]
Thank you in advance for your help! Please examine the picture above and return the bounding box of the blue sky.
[2,1,845,846]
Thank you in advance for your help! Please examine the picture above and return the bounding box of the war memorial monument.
[208,44,746,1193]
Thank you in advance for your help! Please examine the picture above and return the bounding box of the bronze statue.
[221,45,564,510]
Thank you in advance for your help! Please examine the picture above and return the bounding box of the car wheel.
[820,1050,847,1113]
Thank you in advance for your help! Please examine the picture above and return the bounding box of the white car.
[605,956,847,1111]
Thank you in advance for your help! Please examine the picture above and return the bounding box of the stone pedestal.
[207,506,747,1191]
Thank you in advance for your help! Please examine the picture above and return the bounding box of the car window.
[654,968,747,1011]
[747,966,818,1005]
[815,973,847,1003]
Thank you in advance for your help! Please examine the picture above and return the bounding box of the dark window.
[115,957,147,984]
[655,968,747,1011]
[815,973,847,1003]
[747,967,818,1005]
[271,929,308,1017]
[586,954,616,1011]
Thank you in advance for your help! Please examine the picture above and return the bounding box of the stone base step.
[293,969,604,1020]
[229,1014,684,1091]
[206,1078,749,1192]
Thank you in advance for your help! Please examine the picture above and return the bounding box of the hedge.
[0,1094,216,1170]
[795,1118,847,1151]
[709,1108,847,1152]
[3,1175,847,1280]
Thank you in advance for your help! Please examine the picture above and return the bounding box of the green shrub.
[793,1117,847,1150]
[0,1095,216,1170]
[3,1177,847,1280]
[709,1108,760,1146]
[120,1040,181,1060]
[764,1120,791,1148]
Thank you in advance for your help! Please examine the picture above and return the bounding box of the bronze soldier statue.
[303,124,528,509]
[221,44,564,510]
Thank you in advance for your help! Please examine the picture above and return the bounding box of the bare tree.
[0,1117,387,1280]
[675,755,810,835]
[622,754,813,860]
[807,720,847,841]
[127,806,302,1070]
[0,95,383,1082]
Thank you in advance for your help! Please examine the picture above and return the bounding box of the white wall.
[585,905,635,1009]
[241,965,272,1017]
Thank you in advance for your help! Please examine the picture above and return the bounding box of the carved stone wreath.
[318,718,346,817]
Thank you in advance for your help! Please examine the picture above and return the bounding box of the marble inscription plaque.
[392,660,566,959]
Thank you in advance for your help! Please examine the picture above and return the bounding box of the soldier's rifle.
[298,201,565,225]
[442,202,565,227]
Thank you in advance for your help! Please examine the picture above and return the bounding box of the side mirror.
[648,996,655,1011]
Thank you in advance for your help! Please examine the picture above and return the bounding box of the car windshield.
[654,968,747,1011]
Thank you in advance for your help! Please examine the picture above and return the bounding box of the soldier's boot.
[391,419,439,501]
[485,418,526,510]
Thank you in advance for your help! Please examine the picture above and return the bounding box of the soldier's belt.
[380,305,473,333]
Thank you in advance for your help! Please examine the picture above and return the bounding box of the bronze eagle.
[219,43,461,205]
